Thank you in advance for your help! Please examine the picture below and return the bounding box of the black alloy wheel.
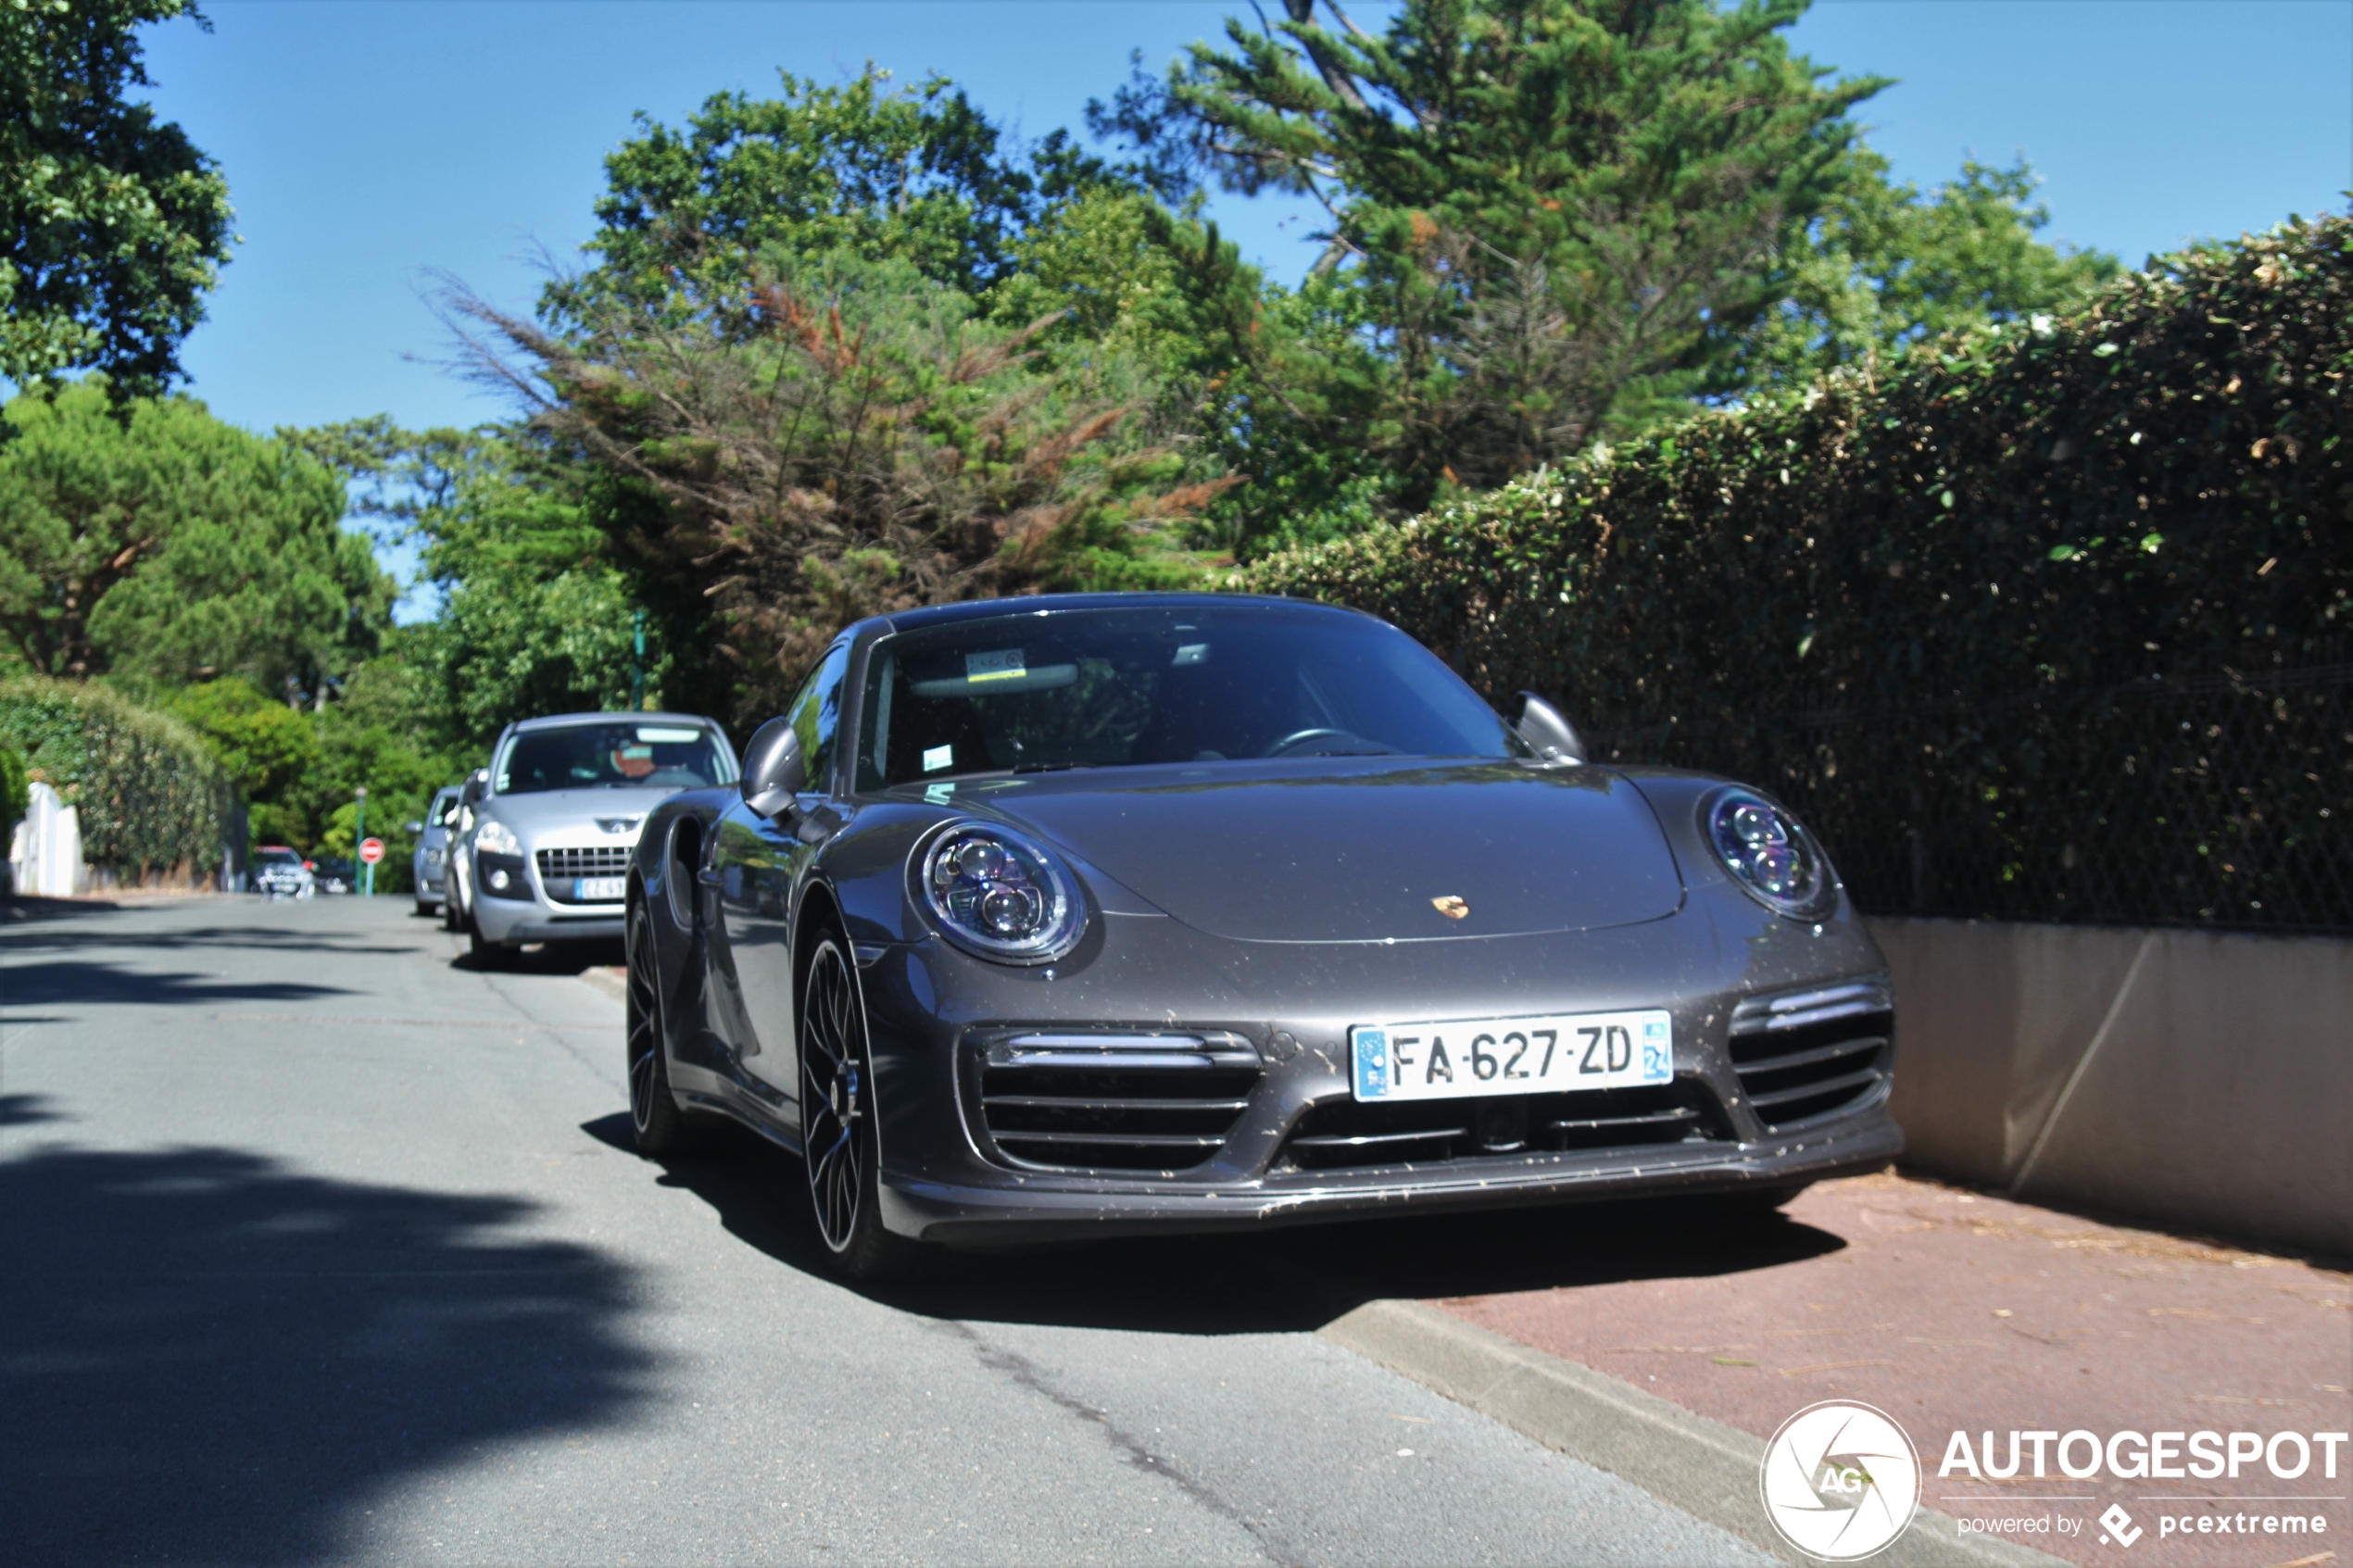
[798,930,928,1281]
[625,898,688,1154]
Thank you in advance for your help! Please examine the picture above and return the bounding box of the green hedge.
[0,678,234,879]
[0,742,26,844]
[1247,215,2351,931]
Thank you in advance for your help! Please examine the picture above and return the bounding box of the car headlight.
[915,822,1084,964]
[1702,787,1837,920]
[474,818,522,858]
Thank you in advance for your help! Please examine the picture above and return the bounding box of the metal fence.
[1592,661,2353,936]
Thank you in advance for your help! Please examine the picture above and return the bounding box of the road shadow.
[0,1143,651,1566]
[0,958,353,1009]
[2,920,416,958]
[0,1092,68,1125]
[0,896,122,924]
[583,1114,1847,1336]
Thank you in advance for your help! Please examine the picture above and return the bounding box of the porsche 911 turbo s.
[623,594,1902,1279]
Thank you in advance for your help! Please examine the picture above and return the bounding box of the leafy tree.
[165,675,320,802]
[552,66,1136,322]
[0,738,27,844]
[1098,0,1881,504]
[449,248,1214,721]
[1714,152,2118,391]
[295,420,680,747]
[1,0,233,402]
[0,380,393,696]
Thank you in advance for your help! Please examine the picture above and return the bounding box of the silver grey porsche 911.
[623,593,1901,1279]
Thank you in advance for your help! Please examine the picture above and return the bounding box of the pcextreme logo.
[1760,1401,1924,1561]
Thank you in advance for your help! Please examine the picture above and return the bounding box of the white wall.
[7,783,87,897]
[1870,917,2353,1257]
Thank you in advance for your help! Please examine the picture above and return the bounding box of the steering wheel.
[1265,727,1360,758]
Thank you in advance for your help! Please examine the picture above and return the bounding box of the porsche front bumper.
[877,1099,1900,1246]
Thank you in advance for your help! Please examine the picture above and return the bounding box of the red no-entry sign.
[359,837,385,865]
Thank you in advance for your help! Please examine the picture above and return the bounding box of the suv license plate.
[1351,1010,1671,1102]
[573,876,626,902]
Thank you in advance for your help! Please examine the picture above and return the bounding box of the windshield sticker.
[635,726,700,743]
[965,649,1026,684]
[923,744,955,773]
[924,782,956,804]
[1174,643,1210,667]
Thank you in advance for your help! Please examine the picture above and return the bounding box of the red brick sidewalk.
[1439,1172,2351,1568]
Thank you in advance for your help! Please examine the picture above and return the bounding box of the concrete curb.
[1318,1299,2067,1568]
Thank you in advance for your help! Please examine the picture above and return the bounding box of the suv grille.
[1277,1080,1728,1173]
[536,846,632,902]
[1729,981,1893,1131]
[969,1033,1261,1173]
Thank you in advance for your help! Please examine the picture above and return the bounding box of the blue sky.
[133,0,2351,608]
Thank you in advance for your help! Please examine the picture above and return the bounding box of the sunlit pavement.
[1439,1176,2352,1568]
[0,894,1774,1568]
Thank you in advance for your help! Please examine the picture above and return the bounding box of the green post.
[356,785,369,897]
[631,608,648,711]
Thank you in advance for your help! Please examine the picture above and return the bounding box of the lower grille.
[536,846,632,903]
[971,1032,1261,1173]
[1729,980,1893,1131]
[1277,1079,1728,1173]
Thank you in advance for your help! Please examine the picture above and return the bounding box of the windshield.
[855,603,1523,789]
[497,722,732,796]
[258,848,301,868]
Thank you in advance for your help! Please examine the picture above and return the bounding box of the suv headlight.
[915,822,1084,963]
[474,818,522,858]
[1702,787,1837,920]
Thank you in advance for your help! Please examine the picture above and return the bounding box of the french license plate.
[573,876,626,902]
[1352,1010,1672,1102]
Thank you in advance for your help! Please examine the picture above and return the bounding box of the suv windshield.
[856,604,1524,789]
[497,723,731,795]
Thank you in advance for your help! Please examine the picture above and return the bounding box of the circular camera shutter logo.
[1759,1400,1922,1561]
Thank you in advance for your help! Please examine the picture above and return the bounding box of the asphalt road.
[1,895,1776,1567]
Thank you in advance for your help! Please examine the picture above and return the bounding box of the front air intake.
[966,1032,1261,1174]
[1729,980,1894,1132]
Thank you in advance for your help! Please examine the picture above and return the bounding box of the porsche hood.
[978,759,1684,943]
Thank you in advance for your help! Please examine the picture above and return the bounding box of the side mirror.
[1514,692,1587,764]
[459,768,489,807]
[740,717,808,818]
[403,820,424,834]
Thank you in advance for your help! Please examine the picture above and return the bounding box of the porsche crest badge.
[1430,896,1469,920]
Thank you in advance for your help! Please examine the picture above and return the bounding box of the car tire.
[468,908,513,970]
[624,899,693,1155]
[414,897,435,917]
[799,927,931,1283]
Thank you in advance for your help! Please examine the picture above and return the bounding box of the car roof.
[505,710,724,734]
[863,591,1364,640]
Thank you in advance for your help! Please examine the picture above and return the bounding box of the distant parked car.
[408,785,462,917]
[310,857,357,896]
[446,713,738,968]
[253,846,314,898]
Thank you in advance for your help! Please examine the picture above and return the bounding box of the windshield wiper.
[1012,760,1107,775]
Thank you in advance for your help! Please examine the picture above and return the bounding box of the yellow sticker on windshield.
[966,649,1026,683]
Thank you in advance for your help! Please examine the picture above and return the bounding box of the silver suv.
[444,712,737,968]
